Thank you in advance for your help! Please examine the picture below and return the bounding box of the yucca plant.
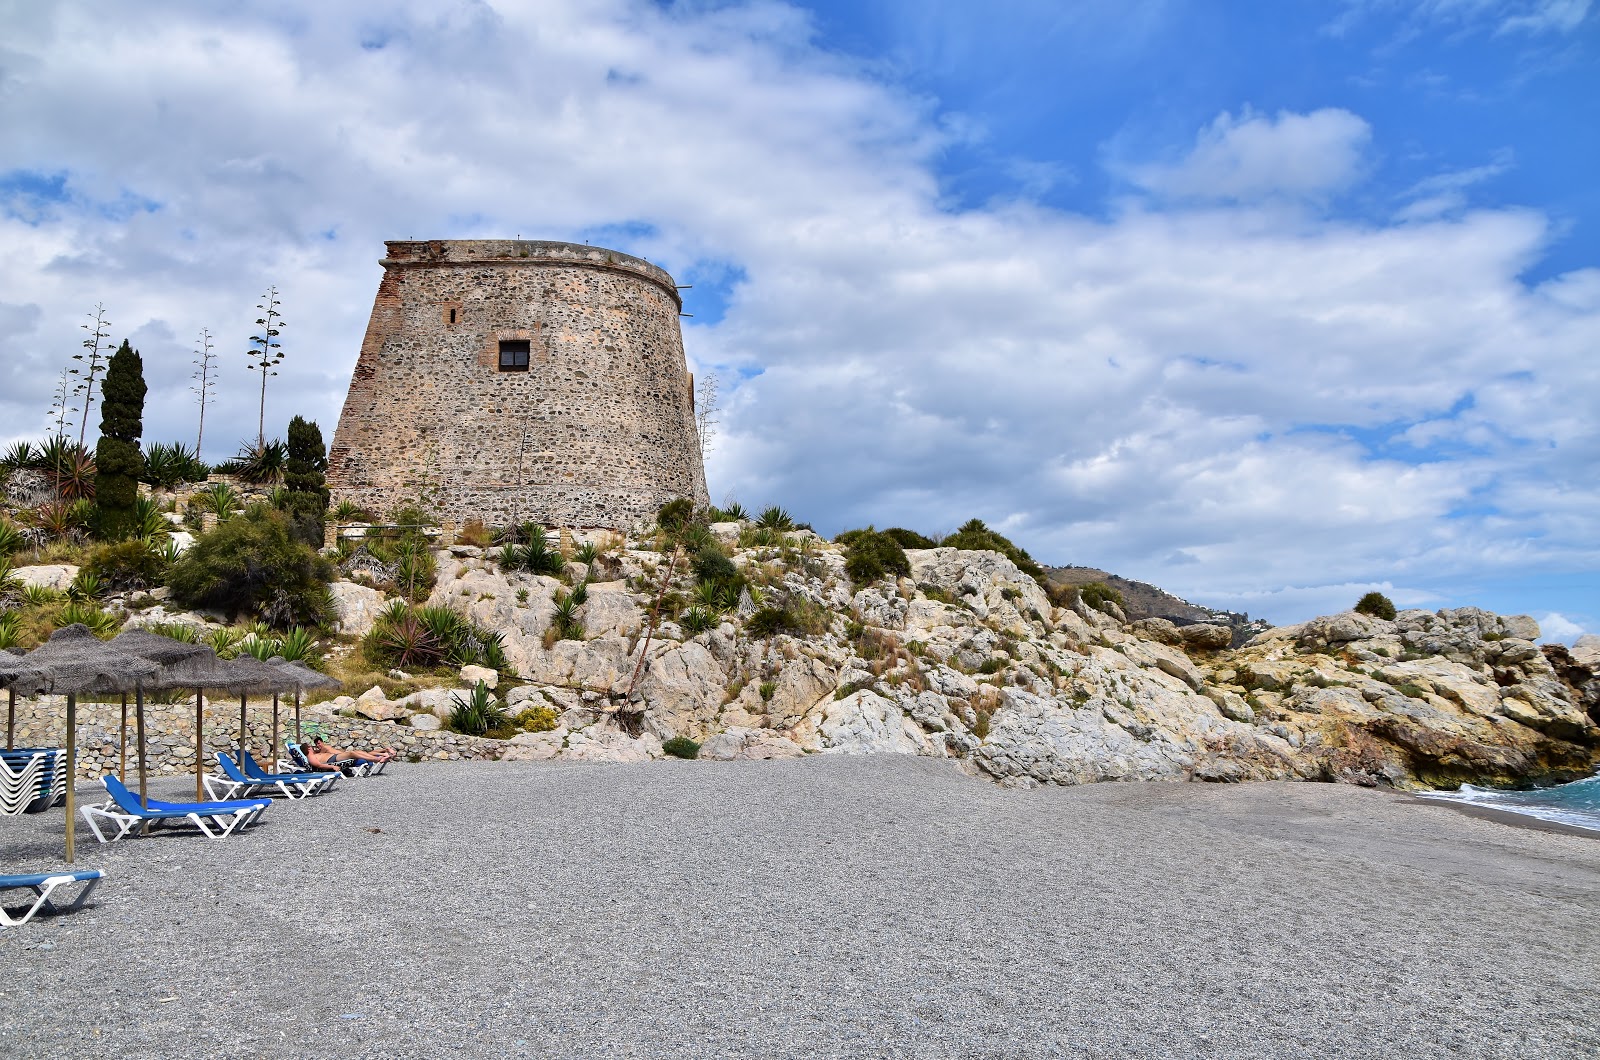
[243,636,280,661]
[0,560,19,599]
[551,590,584,641]
[265,485,291,510]
[145,621,199,643]
[367,605,439,669]
[331,499,370,522]
[32,436,75,473]
[495,543,521,570]
[447,680,507,737]
[160,538,183,565]
[719,501,749,521]
[575,541,600,565]
[51,448,97,501]
[34,500,79,541]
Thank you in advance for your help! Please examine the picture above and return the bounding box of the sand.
[2,756,1597,1058]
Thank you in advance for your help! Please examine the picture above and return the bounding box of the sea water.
[1422,772,1600,832]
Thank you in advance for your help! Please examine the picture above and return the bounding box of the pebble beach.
[3,757,1598,1058]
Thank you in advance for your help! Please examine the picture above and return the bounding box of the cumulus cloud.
[1538,612,1589,644]
[1125,108,1372,203]
[0,0,1596,627]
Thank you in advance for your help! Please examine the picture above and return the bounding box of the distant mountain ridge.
[1045,565,1271,645]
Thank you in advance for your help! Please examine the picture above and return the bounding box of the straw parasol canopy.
[107,629,216,807]
[144,647,284,801]
[8,624,164,863]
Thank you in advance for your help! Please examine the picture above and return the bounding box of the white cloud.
[1331,0,1593,36]
[1125,108,1372,203]
[0,1,1596,627]
[1538,612,1587,643]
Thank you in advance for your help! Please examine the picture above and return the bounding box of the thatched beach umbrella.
[108,629,213,808]
[220,656,298,768]
[2,647,37,752]
[264,657,341,748]
[11,624,161,863]
[148,647,254,802]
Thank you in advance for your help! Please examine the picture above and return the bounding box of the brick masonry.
[328,240,710,529]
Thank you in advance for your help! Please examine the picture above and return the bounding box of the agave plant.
[368,606,439,669]
[21,583,61,606]
[32,436,76,474]
[719,501,749,521]
[160,538,183,565]
[132,496,171,542]
[230,439,287,485]
[551,590,584,641]
[0,441,35,471]
[50,447,97,501]
[145,621,199,644]
[0,560,19,599]
[756,506,794,531]
[0,519,24,558]
[447,680,507,736]
[331,499,370,522]
[67,570,104,602]
[196,481,239,519]
[575,541,600,565]
[0,609,22,650]
[57,602,121,639]
[265,485,291,510]
[276,625,318,663]
[208,626,246,659]
[242,636,280,661]
[495,543,521,570]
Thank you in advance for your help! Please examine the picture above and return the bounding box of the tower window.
[448,307,458,324]
[498,340,530,372]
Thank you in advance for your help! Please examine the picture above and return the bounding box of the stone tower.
[327,239,709,529]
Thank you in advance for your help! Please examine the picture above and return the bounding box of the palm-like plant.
[196,481,239,519]
[276,625,317,663]
[756,506,794,531]
[0,610,22,650]
[0,441,34,471]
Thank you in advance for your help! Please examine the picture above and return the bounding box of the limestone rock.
[410,713,442,731]
[1179,623,1234,651]
[793,690,932,755]
[1573,634,1600,669]
[458,664,498,689]
[636,640,726,736]
[13,565,78,591]
[328,581,388,637]
[700,726,806,761]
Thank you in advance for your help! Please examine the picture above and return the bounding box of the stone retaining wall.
[6,695,511,780]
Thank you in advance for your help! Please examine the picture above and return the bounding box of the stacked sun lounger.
[1,749,65,817]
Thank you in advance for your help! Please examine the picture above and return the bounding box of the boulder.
[13,565,78,591]
[1500,615,1540,642]
[1179,623,1234,651]
[1129,618,1183,645]
[410,713,442,731]
[1572,634,1600,669]
[458,664,498,689]
[328,581,388,637]
[636,640,726,736]
[700,726,806,761]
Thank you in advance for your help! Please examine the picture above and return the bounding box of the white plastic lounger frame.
[204,753,333,801]
[0,870,104,928]
[81,800,266,843]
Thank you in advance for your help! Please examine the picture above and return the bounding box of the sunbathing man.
[305,737,397,771]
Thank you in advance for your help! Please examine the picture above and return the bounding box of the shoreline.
[1404,788,1600,839]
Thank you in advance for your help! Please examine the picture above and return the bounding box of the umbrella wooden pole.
[270,693,279,771]
[119,694,128,783]
[194,688,204,802]
[239,692,248,764]
[135,687,149,809]
[6,688,13,750]
[64,693,77,864]
[294,691,302,743]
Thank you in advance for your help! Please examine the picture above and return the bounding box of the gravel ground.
[2,756,1598,1059]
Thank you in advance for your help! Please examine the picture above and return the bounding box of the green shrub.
[364,602,505,672]
[56,601,120,639]
[1354,592,1397,621]
[515,705,560,733]
[755,506,794,531]
[1079,581,1123,614]
[882,527,936,549]
[0,610,22,650]
[759,680,777,701]
[662,736,700,759]
[166,507,334,627]
[837,528,911,585]
[92,340,147,540]
[82,539,167,593]
[680,606,717,634]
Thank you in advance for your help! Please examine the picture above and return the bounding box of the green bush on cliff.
[662,736,700,759]
[1079,581,1124,614]
[836,527,910,585]
[167,507,334,628]
[1354,592,1397,621]
[939,519,1046,586]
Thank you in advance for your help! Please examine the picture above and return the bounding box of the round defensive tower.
[327,239,709,529]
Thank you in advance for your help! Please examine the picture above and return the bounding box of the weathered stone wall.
[9,695,510,781]
[328,239,710,529]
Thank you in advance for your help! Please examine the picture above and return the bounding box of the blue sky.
[0,0,1595,636]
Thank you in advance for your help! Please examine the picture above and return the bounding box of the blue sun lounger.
[285,738,386,777]
[240,750,339,793]
[80,775,269,843]
[0,869,104,928]
[205,752,335,801]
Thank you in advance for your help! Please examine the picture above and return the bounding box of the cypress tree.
[284,415,328,546]
[93,340,147,540]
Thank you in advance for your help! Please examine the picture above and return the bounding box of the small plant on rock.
[1354,592,1397,621]
[661,736,700,760]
